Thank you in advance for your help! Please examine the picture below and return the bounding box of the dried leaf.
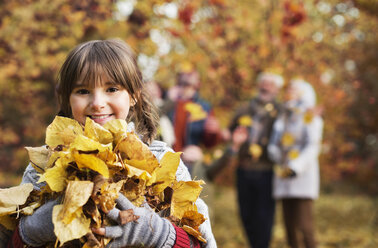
[53,204,91,245]
[249,144,262,160]
[60,181,93,225]
[45,116,83,148]
[303,110,314,124]
[73,152,109,179]
[288,149,299,160]
[103,119,128,144]
[39,158,68,192]
[84,117,113,145]
[94,180,124,213]
[0,183,33,215]
[150,151,181,193]
[171,180,204,219]
[184,102,207,122]
[281,133,295,147]
[182,225,207,243]
[117,132,159,174]
[70,135,112,153]
[119,209,139,225]
[238,115,253,127]
[25,146,52,173]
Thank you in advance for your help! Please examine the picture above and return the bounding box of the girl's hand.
[19,198,60,247]
[92,194,176,248]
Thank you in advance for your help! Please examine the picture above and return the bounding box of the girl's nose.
[90,92,106,110]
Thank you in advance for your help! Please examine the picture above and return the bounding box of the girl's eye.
[107,87,119,93]
[75,89,90,95]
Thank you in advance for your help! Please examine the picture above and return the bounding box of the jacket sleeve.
[288,117,324,174]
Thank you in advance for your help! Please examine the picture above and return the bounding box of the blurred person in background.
[145,80,175,147]
[167,68,223,173]
[206,72,284,248]
[268,79,323,248]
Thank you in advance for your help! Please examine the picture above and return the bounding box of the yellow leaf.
[39,158,68,192]
[171,180,204,219]
[184,103,207,122]
[281,133,295,147]
[150,152,181,192]
[94,180,124,213]
[25,146,52,173]
[124,163,152,181]
[249,144,262,160]
[0,183,33,216]
[45,116,83,148]
[70,135,112,153]
[303,110,314,124]
[84,117,113,144]
[73,152,109,179]
[116,132,159,174]
[103,119,128,144]
[288,149,299,160]
[20,202,40,216]
[182,225,207,243]
[53,204,91,245]
[238,115,253,127]
[60,181,93,225]
[181,210,206,230]
[264,103,274,112]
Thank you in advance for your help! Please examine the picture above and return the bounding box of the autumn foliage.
[0,0,377,193]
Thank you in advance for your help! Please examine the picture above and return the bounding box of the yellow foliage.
[184,102,208,122]
[39,158,68,192]
[0,116,206,245]
[288,149,300,160]
[249,144,263,160]
[0,183,33,216]
[45,116,83,148]
[238,115,253,127]
[171,180,205,219]
[25,146,51,173]
[281,133,295,147]
[60,181,93,225]
[53,204,91,245]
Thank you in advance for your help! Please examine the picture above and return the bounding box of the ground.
[207,184,377,248]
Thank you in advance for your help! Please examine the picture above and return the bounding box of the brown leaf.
[119,209,140,225]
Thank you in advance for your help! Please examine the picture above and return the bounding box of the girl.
[268,79,323,248]
[8,39,216,248]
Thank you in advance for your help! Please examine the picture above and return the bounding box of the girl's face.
[69,77,133,126]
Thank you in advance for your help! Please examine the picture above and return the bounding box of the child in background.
[268,79,323,248]
[8,39,216,248]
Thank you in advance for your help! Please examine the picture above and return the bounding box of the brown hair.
[56,39,159,143]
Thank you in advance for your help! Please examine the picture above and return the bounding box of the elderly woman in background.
[268,79,323,248]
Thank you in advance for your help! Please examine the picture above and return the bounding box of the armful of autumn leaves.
[0,116,206,247]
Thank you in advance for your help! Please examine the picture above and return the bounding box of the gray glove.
[19,198,59,247]
[105,194,176,248]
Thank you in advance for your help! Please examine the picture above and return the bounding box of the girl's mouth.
[87,114,114,125]
[89,114,112,120]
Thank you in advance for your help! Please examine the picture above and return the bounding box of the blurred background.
[0,0,377,247]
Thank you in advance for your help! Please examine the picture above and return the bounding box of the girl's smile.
[69,78,133,126]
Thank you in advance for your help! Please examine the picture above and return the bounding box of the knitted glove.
[104,194,176,248]
[19,198,59,247]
